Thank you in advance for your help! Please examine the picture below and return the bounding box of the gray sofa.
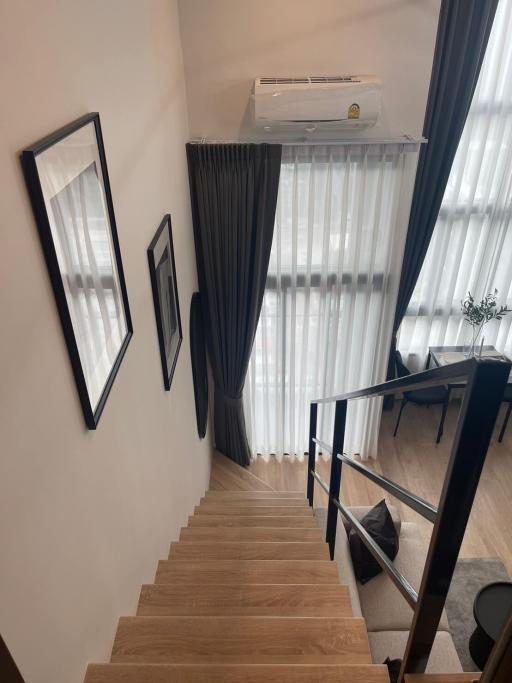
[315,506,463,674]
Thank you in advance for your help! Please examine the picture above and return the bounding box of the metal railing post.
[307,402,318,507]
[325,399,347,560]
[399,359,511,681]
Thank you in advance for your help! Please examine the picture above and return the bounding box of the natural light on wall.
[244,143,418,461]
[399,0,512,371]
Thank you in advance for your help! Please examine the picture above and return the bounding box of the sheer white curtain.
[399,0,512,370]
[244,143,418,461]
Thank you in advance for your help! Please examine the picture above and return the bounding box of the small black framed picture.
[147,214,182,390]
[21,113,133,429]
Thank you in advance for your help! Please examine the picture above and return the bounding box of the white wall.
[178,0,441,141]
[0,2,212,682]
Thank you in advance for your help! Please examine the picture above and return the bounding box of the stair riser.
[179,527,322,542]
[155,560,340,585]
[194,506,312,516]
[85,663,390,683]
[200,497,308,507]
[169,542,329,560]
[205,491,305,499]
[187,516,317,528]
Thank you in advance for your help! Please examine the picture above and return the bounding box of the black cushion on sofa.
[348,499,399,584]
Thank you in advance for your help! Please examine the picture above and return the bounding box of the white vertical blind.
[244,143,418,461]
[399,0,512,370]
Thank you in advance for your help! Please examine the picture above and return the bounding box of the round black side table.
[469,581,512,670]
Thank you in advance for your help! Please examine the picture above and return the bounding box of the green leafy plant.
[461,289,511,355]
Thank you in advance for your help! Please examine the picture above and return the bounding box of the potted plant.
[461,289,511,357]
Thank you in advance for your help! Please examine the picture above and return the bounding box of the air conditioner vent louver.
[260,78,308,84]
[259,76,361,85]
[310,76,360,83]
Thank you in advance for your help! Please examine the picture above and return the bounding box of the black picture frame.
[147,214,182,390]
[21,113,133,429]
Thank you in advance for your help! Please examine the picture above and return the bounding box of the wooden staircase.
[84,454,389,682]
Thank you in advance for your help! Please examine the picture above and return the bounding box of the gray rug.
[445,558,509,671]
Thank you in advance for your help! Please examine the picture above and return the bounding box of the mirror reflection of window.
[37,122,128,410]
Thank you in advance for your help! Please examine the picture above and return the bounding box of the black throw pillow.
[348,499,399,584]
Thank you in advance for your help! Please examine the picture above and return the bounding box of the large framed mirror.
[21,113,132,429]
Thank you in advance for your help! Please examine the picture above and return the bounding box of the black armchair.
[393,351,450,443]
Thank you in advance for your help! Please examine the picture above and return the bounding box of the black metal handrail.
[311,469,330,496]
[312,436,332,453]
[311,441,438,521]
[307,356,511,683]
[311,357,487,403]
[337,453,438,523]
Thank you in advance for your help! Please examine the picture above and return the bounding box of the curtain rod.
[189,135,427,146]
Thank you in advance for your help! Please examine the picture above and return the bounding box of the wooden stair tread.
[137,583,352,617]
[85,663,390,682]
[155,560,340,584]
[111,616,371,664]
[404,676,480,682]
[187,515,317,528]
[169,541,329,560]
[194,505,312,516]
[200,496,308,507]
[179,526,322,542]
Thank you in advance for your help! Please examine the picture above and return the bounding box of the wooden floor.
[246,400,512,575]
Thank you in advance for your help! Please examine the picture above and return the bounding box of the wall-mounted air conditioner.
[253,75,382,132]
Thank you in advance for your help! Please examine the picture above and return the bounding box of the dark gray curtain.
[186,143,282,466]
[386,0,499,386]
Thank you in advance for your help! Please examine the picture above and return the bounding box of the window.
[244,143,418,460]
[399,0,512,370]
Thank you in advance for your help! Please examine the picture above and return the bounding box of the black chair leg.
[393,398,407,437]
[436,397,449,444]
[498,401,512,443]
